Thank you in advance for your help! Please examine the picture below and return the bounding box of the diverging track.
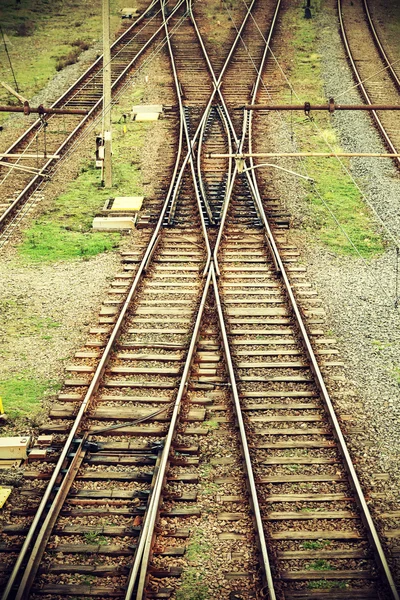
[0,0,399,598]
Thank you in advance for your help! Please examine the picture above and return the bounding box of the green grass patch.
[307,559,332,571]
[18,90,149,262]
[203,419,219,430]
[0,0,125,124]
[0,373,58,420]
[186,530,212,562]
[302,540,330,550]
[177,531,210,600]
[279,2,384,258]
[392,367,400,385]
[308,580,347,590]
[176,569,209,600]
[83,531,108,544]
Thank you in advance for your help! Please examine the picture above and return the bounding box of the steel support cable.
[188,0,269,246]
[0,121,47,187]
[202,0,282,274]
[129,2,278,594]
[164,0,260,233]
[222,0,399,302]
[231,0,400,250]
[0,7,189,250]
[221,2,400,597]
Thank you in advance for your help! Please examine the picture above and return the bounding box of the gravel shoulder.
[0,44,176,431]
[310,0,400,486]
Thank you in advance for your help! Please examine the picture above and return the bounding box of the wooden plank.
[266,511,357,520]
[217,513,246,521]
[229,329,292,335]
[3,524,139,536]
[218,533,247,540]
[236,350,301,356]
[277,549,368,560]
[117,353,182,361]
[237,361,306,368]
[244,403,319,410]
[248,415,323,422]
[227,309,288,317]
[261,457,337,465]
[281,569,373,581]
[41,564,128,576]
[48,544,134,556]
[284,590,377,599]
[258,474,345,483]
[100,395,171,403]
[239,376,313,383]
[127,328,188,334]
[32,585,125,596]
[264,494,351,503]
[253,428,329,436]
[255,441,335,449]
[107,366,180,375]
[241,391,316,398]
[271,530,362,540]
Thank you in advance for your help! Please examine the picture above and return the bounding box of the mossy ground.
[0,0,125,123]
[18,86,149,262]
[279,1,384,258]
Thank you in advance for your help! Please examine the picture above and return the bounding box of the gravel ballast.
[265,0,400,499]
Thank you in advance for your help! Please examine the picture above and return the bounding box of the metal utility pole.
[102,0,112,188]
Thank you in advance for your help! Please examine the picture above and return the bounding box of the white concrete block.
[93,217,136,230]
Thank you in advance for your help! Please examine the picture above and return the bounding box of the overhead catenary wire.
[220,0,399,304]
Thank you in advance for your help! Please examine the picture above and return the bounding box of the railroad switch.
[151,441,164,452]
[83,441,101,453]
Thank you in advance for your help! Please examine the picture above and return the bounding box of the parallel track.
[0,0,175,243]
[338,0,400,169]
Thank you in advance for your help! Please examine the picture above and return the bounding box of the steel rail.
[1,0,157,159]
[161,0,212,274]
[0,1,184,232]
[211,263,277,600]
[337,0,400,169]
[0,16,189,590]
[208,0,282,275]
[196,105,217,225]
[130,2,282,596]
[131,268,212,600]
[363,0,400,91]
[166,0,259,230]
[243,5,399,598]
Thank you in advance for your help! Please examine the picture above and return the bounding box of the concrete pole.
[102,0,112,187]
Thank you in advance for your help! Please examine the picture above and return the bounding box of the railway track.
[338,0,400,169]
[0,0,181,244]
[1,0,399,599]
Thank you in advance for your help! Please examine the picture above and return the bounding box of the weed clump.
[55,39,89,71]
[15,20,35,36]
